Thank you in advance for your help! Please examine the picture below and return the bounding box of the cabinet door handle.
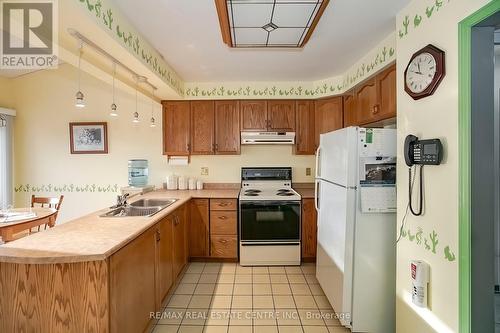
[372,104,380,114]
[187,143,191,152]
[218,215,228,220]
[156,230,161,242]
[219,239,228,244]
[218,202,228,207]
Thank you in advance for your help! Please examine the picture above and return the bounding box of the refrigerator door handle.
[314,180,320,212]
[315,146,321,178]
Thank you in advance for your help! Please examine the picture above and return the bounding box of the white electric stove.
[239,167,302,266]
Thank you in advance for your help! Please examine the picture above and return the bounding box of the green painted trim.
[458,2,500,333]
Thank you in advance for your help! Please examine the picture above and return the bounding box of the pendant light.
[150,87,156,128]
[132,76,139,123]
[75,42,85,108]
[110,62,118,116]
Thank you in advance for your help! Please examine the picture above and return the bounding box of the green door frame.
[459,2,500,333]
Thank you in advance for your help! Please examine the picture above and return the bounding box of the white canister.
[167,175,178,190]
[178,176,187,190]
[188,178,197,190]
[196,180,204,190]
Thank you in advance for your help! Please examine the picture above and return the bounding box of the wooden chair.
[30,195,64,233]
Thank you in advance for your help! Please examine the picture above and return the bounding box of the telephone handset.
[404,135,443,166]
[404,135,443,217]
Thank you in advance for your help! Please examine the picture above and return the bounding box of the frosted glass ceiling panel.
[267,28,304,45]
[225,0,325,48]
[273,4,318,27]
[230,3,273,27]
[234,28,268,46]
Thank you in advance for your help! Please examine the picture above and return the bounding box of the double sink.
[100,198,178,218]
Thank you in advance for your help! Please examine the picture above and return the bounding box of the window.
[0,112,13,209]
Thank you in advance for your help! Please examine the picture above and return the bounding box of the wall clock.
[404,44,445,100]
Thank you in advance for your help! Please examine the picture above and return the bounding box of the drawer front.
[210,199,237,211]
[211,235,237,258]
[210,211,237,235]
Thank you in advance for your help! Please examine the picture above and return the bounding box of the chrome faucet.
[111,193,130,209]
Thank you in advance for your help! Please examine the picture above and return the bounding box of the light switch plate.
[201,167,209,176]
[306,168,311,176]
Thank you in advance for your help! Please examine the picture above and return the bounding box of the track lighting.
[150,87,156,128]
[75,42,85,108]
[110,62,118,116]
[133,76,140,123]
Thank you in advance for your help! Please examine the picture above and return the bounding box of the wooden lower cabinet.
[172,205,188,278]
[157,216,174,306]
[110,227,157,333]
[189,199,210,257]
[301,198,318,260]
[211,235,238,258]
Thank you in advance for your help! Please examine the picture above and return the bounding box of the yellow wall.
[395,0,491,332]
[11,64,315,223]
[0,77,14,108]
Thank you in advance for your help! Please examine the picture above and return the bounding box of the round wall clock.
[404,44,445,100]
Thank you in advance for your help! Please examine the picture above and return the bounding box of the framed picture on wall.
[69,122,108,154]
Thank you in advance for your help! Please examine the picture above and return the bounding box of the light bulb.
[110,103,118,116]
[133,111,140,123]
[75,91,85,108]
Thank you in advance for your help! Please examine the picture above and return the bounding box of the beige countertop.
[0,189,239,265]
[295,188,315,199]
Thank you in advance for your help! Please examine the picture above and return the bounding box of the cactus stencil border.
[398,0,452,39]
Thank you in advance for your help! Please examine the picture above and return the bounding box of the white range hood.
[241,132,295,145]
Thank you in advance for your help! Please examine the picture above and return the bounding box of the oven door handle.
[240,201,301,207]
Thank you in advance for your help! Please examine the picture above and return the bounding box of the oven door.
[240,200,301,243]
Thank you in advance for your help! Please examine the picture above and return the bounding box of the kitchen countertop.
[0,189,239,265]
[295,188,315,199]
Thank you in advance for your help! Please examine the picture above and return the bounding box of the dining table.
[0,207,57,243]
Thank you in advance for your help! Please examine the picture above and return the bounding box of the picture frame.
[69,122,108,154]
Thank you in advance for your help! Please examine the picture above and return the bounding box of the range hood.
[241,132,295,145]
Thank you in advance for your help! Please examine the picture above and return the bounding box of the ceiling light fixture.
[133,76,140,123]
[110,62,118,116]
[75,42,85,108]
[150,87,156,128]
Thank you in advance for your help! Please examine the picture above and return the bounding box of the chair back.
[31,195,64,211]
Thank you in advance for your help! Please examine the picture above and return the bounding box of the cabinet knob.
[187,143,191,152]
[372,105,380,115]
[218,215,228,220]
[220,239,228,244]
[155,230,161,242]
[219,202,228,207]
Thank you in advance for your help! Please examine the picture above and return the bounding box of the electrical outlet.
[201,167,209,176]
[306,168,311,176]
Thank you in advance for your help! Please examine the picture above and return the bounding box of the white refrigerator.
[315,127,397,333]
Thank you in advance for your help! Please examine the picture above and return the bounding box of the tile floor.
[151,262,349,333]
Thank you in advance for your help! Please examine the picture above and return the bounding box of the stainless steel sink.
[129,198,177,208]
[100,198,178,218]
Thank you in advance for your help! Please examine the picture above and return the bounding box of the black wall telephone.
[404,135,443,216]
[404,135,443,166]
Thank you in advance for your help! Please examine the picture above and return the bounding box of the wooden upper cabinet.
[240,100,268,131]
[268,100,296,131]
[215,101,240,154]
[162,101,191,155]
[376,65,397,121]
[355,77,378,125]
[295,100,315,155]
[190,101,215,155]
[343,90,356,127]
[314,97,343,147]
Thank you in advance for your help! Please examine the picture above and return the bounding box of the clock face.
[405,52,437,94]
